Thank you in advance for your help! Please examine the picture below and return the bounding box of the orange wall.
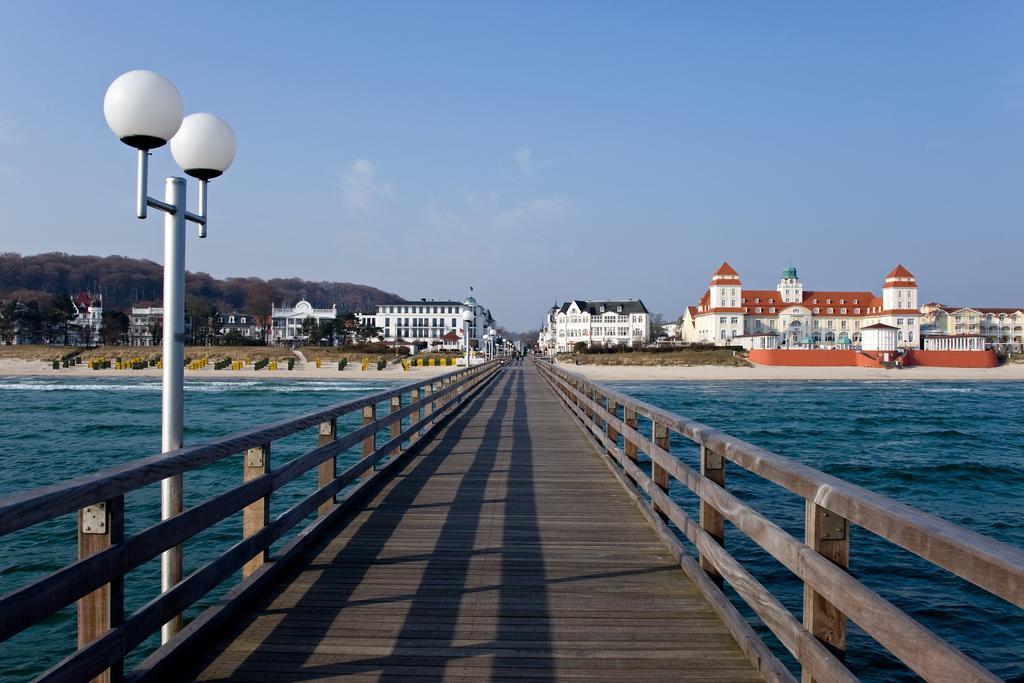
[905,350,999,368]
[749,349,999,368]
[748,350,858,366]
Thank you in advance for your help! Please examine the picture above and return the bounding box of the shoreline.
[551,360,1024,382]
[0,358,457,381]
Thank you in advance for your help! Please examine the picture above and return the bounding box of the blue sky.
[0,2,1021,330]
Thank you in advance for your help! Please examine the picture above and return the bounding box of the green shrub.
[253,357,269,371]
[287,358,295,370]
[214,357,232,370]
[338,358,348,370]
[377,357,387,371]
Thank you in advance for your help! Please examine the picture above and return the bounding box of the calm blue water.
[608,380,1024,682]
[0,377,1021,681]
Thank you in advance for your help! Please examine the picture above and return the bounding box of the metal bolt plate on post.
[703,447,724,470]
[82,502,107,534]
[246,448,264,467]
[319,421,335,436]
[819,509,846,540]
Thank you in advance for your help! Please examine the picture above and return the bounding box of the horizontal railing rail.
[535,358,1022,683]
[0,359,505,683]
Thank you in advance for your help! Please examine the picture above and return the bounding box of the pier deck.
[177,364,760,681]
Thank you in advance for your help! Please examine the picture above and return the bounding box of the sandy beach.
[0,358,461,381]
[553,360,1024,381]
[3,356,1023,381]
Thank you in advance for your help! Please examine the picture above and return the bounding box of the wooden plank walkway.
[177,363,761,681]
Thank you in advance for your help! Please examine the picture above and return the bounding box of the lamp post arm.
[187,179,208,237]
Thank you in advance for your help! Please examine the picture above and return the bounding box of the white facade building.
[271,300,337,343]
[68,293,102,346]
[358,296,496,351]
[540,299,650,354]
[680,263,921,350]
[129,306,163,346]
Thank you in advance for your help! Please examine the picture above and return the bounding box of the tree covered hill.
[0,252,401,315]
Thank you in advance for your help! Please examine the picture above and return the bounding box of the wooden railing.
[0,360,504,683]
[535,359,1023,683]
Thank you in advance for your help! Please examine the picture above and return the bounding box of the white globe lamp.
[103,70,183,150]
[170,113,237,179]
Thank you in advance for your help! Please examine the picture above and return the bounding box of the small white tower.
[708,262,741,308]
[882,265,918,311]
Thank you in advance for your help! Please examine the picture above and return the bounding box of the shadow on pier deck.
[176,364,759,681]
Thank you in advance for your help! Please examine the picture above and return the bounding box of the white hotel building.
[270,300,338,343]
[679,263,921,349]
[540,299,651,354]
[358,296,496,350]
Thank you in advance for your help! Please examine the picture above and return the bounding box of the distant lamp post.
[461,309,474,367]
[104,69,236,643]
[489,327,496,358]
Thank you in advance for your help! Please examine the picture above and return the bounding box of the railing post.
[700,445,726,587]
[802,501,850,682]
[242,444,270,578]
[362,404,376,458]
[651,421,670,518]
[317,419,336,517]
[424,382,434,427]
[623,407,638,464]
[410,387,421,437]
[78,496,124,683]
[606,396,618,447]
[389,395,402,455]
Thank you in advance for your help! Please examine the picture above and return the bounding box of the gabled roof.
[713,261,739,276]
[557,299,649,315]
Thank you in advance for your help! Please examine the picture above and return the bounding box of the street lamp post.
[461,309,473,367]
[104,70,236,643]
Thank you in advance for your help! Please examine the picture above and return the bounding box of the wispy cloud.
[493,197,569,230]
[338,158,395,219]
[425,195,570,239]
[513,146,532,174]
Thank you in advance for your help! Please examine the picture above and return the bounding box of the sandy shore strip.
[554,361,1024,381]
[0,358,461,381]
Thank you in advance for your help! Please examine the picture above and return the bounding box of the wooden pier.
[1,359,1022,682]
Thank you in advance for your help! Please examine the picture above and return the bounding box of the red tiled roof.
[886,264,915,279]
[713,261,739,276]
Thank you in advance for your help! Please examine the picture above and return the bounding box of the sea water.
[0,377,1021,680]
